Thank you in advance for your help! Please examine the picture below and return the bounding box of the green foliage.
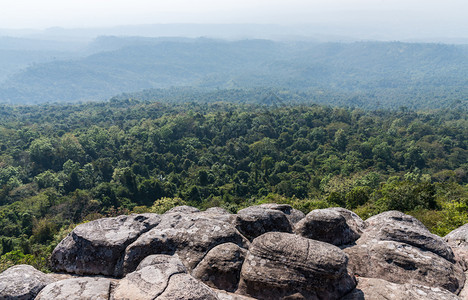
[0,100,466,270]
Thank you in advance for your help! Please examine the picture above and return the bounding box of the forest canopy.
[0,98,466,271]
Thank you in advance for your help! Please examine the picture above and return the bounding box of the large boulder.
[165,205,200,214]
[196,207,236,224]
[294,208,362,246]
[344,240,465,294]
[115,254,219,300]
[51,213,160,276]
[445,224,468,271]
[0,265,54,300]
[342,277,461,300]
[192,242,247,292]
[234,206,292,241]
[157,273,219,300]
[365,210,427,230]
[257,203,305,224]
[238,232,356,299]
[119,213,249,276]
[35,277,111,300]
[358,219,454,262]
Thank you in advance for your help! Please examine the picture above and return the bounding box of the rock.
[344,240,465,294]
[120,213,249,276]
[197,207,236,223]
[342,277,461,300]
[214,289,256,300]
[446,224,468,271]
[294,208,360,246]
[113,254,188,300]
[365,210,427,230]
[238,232,356,299]
[35,277,111,300]
[0,265,54,300]
[234,206,292,241]
[459,272,468,299]
[328,207,366,235]
[258,203,305,224]
[157,273,219,300]
[358,220,455,262]
[165,205,200,214]
[51,213,160,277]
[192,242,247,292]
[135,254,187,272]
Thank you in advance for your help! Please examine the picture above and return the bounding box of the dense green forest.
[0,98,466,271]
[1,38,467,109]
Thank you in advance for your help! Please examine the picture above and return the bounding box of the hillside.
[0,38,466,109]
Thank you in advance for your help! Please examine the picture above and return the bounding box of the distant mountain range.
[0,36,466,109]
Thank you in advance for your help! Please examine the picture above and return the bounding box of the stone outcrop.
[113,254,217,300]
[120,213,249,276]
[234,206,292,241]
[2,205,468,299]
[238,232,356,299]
[50,213,161,276]
[446,224,468,271]
[35,277,112,300]
[192,242,247,292]
[345,211,465,294]
[294,208,363,246]
[342,277,461,300]
[0,265,54,300]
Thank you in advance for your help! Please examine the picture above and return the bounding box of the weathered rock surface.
[120,213,249,276]
[165,205,200,214]
[238,232,356,299]
[113,254,189,300]
[234,206,292,241]
[358,219,455,262]
[446,224,468,271]
[0,265,54,300]
[365,210,427,230]
[343,277,461,300]
[257,203,305,224]
[51,213,160,276]
[35,277,111,300]
[192,242,247,292]
[214,289,256,300]
[345,240,465,294]
[294,208,362,246]
[10,205,468,299]
[157,273,219,300]
[196,207,236,223]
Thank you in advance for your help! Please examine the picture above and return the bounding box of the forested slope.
[0,38,466,109]
[0,100,466,271]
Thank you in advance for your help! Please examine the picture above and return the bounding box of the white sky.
[0,0,467,29]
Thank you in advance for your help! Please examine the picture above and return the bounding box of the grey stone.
[165,205,200,214]
[234,206,292,241]
[192,242,247,292]
[446,224,468,271]
[120,213,249,276]
[35,277,111,300]
[157,273,219,300]
[345,240,465,294]
[258,203,305,224]
[113,255,188,300]
[358,219,455,262]
[342,277,461,300]
[0,265,54,300]
[294,208,360,246]
[51,213,161,276]
[238,232,356,299]
[365,210,428,230]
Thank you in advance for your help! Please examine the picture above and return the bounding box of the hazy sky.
[1,0,467,30]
